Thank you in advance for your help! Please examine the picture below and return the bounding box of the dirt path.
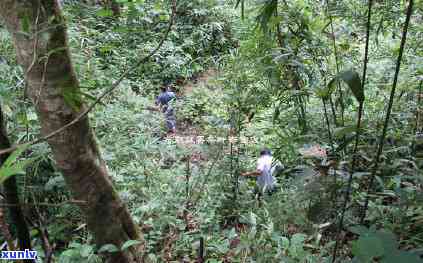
[159,69,219,261]
[179,69,217,95]
[174,69,218,150]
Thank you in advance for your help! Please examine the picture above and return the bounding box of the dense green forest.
[0,0,422,262]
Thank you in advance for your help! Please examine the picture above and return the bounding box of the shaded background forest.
[0,0,422,262]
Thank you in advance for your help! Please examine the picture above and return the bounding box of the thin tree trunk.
[0,105,34,263]
[110,0,121,17]
[0,1,142,262]
[415,80,423,134]
[0,206,16,251]
[276,22,308,134]
[103,0,121,17]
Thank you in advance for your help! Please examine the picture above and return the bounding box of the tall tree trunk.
[0,1,142,262]
[0,105,34,263]
[108,0,121,17]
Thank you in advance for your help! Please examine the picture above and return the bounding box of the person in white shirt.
[241,148,278,195]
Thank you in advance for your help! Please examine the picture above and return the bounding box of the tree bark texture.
[0,1,142,262]
[0,104,34,263]
[108,0,121,17]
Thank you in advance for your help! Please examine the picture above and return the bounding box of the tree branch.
[0,0,177,156]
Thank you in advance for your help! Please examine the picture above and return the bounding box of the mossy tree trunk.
[0,1,142,262]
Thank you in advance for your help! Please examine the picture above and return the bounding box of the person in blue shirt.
[155,85,176,135]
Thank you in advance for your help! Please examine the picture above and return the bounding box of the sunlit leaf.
[0,145,37,185]
[96,9,113,17]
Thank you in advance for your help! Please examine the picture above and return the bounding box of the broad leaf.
[316,77,337,100]
[382,251,422,263]
[376,230,397,253]
[79,244,93,258]
[339,70,364,103]
[352,235,384,261]
[333,125,357,138]
[0,145,36,184]
[348,225,369,236]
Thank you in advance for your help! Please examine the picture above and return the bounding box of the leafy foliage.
[350,226,422,263]
[0,0,422,262]
[0,146,37,184]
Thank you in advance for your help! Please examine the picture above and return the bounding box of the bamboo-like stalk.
[359,0,414,224]
[332,0,374,261]
[325,0,345,127]
[414,80,423,134]
[323,99,335,150]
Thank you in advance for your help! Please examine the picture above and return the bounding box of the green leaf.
[121,240,142,251]
[316,77,337,100]
[0,145,37,184]
[79,91,104,105]
[235,0,245,19]
[333,125,357,138]
[256,0,278,33]
[348,225,369,236]
[46,47,67,57]
[0,166,25,183]
[30,229,39,237]
[147,254,157,261]
[153,2,162,12]
[21,13,31,33]
[352,235,384,261]
[376,230,398,253]
[339,70,364,103]
[382,251,422,263]
[98,244,119,253]
[96,9,113,17]
[249,212,257,226]
[3,145,26,167]
[62,88,83,111]
[159,14,169,21]
[291,233,307,245]
[79,244,93,258]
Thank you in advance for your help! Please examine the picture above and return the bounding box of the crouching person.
[241,148,279,198]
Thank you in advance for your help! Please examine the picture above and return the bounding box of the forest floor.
[176,69,218,134]
[179,69,218,96]
[159,69,222,262]
[174,69,219,161]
